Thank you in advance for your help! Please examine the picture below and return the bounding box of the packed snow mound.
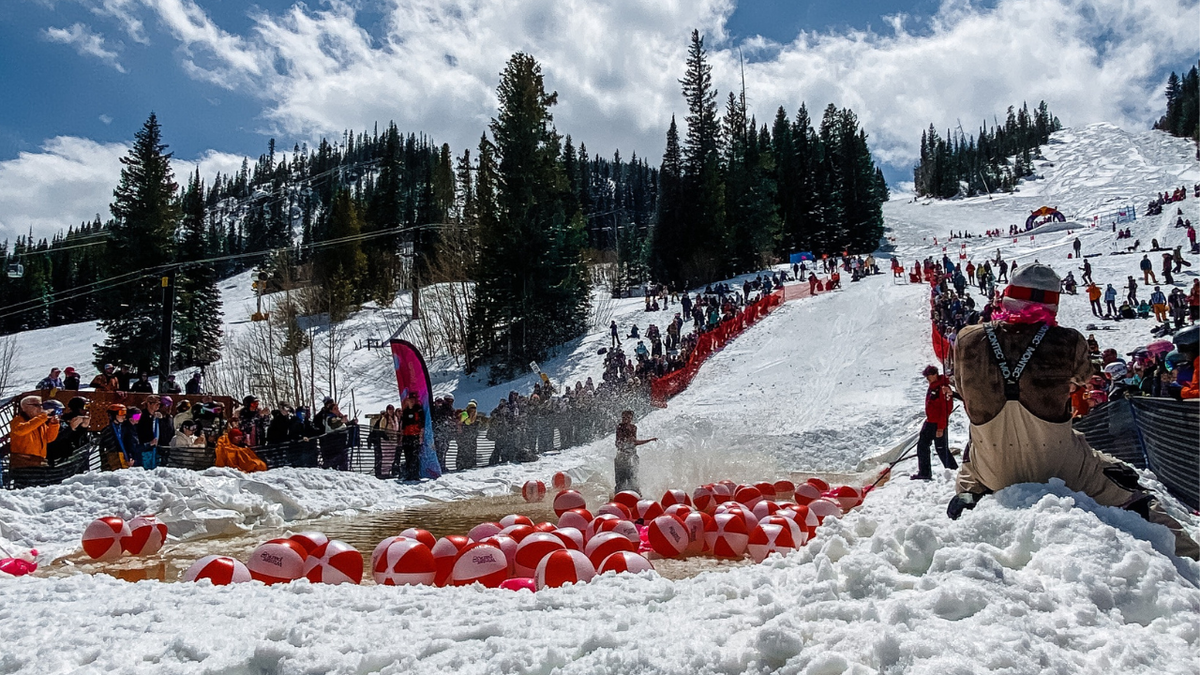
[1,475,1196,674]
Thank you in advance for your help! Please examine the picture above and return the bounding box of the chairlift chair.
[7,263,23,279]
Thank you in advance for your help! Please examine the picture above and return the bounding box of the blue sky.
[0,0,1195,240]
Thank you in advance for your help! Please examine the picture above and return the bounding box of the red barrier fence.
[932,323,952,362]
[649,289,789,404]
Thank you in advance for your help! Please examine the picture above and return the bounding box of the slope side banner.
[389,339,442,479]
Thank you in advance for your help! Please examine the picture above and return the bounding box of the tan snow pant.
[957,401,1199,560]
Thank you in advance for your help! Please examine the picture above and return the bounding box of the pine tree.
[174,169,224,369]
[651,116,685,283]
[677,30,725,283]
[313,190,367,322]
[94,113,180,374]
[467,53,590,379]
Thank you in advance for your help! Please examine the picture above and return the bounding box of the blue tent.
[789,251,815,264]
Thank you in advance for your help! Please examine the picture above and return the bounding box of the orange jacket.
[10,412,59,460]
[1087,285,1102,302]
[1183,357,1199,400]
[215,433,267,473]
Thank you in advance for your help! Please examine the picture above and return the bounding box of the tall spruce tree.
[95,113,180,373]
[174,169,223,369]
[466,53,589,379]
[677,29,726,284]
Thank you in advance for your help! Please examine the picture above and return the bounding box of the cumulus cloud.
[43,22,126,72]
[0,138,250,242]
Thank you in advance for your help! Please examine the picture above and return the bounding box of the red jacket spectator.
[1183,357,1199,400]
[925,374,953,431]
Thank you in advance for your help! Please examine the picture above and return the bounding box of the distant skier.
[949,263,1199,559]
[614,410,657,494]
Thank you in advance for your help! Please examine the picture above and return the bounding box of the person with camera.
[8,396,61,468]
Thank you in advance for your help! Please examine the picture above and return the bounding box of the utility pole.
[158,268,176,393]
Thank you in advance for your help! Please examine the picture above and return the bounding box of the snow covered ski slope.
[0,123,1198,674]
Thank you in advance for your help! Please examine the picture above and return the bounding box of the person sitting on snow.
[948,263,1199,559]
[215,427,267,473]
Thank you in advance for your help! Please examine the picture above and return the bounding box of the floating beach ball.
[647,515,689,558]
[534,522,557,533]
[399,528,437,550]
[450,543,508,588]
[248,539,308,584]
[808,498,843,523]
[287,531,329,556]
[663,503,693,521]
[304,540,363,584]
[374,537,435,586]
[535,549,595,589]
[597,501,633,521]
[371,536,405,573]
[552,472,572,490]
[82,517,130,561]
[557,508,592,532]
[522,480,546,503]
[754,482,777,500]
[584,532,635,568]
[513,532,566,577]
[793,483,822,504]
[747,522,797,563]
[122,515,168,556]
[499,577,537,592]
[773,480,796,501]
[499,524,536,543]
[183,555,251,585]
[634,500,664,523]
[431,535,471,586]
[586,514,621,541]
[684,511,716,555]
[692,486,717,513]
[598,550,654,574]
[661,489,692,508]
[611,520,641,546]
[713,482,735,499]
[551,527,584,551]
[831,485,863,512]
[500,514,535,529]
[715,502,758,530]
[553,490,587,517]
[480,534,519,576]
[734,485,763,509]
[707,513,750,558]
[806,477,830,492]
[760,515,806,549]
[468,522,503,542]
[751,500,781,521]
[612,490,641,510]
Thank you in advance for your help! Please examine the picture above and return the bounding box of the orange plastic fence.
[650,288,791,404]
[931,323,952,362]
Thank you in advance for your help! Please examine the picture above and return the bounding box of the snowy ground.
[1,123,1198,674]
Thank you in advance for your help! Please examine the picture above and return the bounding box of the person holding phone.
[8,396,60,468]
[47,397,91,467]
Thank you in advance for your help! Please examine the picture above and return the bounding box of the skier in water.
[614,410,657,494]
[948,264,1199,559]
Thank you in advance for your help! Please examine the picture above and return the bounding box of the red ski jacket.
[925,375,953,430]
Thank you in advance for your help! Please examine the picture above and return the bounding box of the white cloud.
[0,137,126,241]
[0,138,251,242]
[43,22,126,72]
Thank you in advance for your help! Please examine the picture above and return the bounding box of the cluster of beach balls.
[78,471,869,590]
[80,514,170,560]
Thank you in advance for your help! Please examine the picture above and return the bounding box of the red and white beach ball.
[450,543,509,588]
[374,537,436,586]
[734,485,763,509]
[663,503,693,521]
[500,514,535,529]
[304,540,363,584]
[597,501,633,521]
[713,482,735,499]
[551,527,585,551]
[598,550,655,574]
[706,513,750,558]
[586,514,621,540]
[584,531,635,568]
[248,538,308,584]
[778,504,819,540]
[794,483,821,504]
[287,531,329,556]
[747,522,797,563]
[761,514,806,548]
[634,500,664,523]
[552,472,572,490]
[684,510,716,555]
[553,490,587,517]
[661,489,692,508]
[468,521,503,542]
[499,577,537,592]
[534,522,557,533]
[808,498,843,523]
[647,515,689,558]
[692,485,716,513]
[522,480,547,503]
[751,500,781,521]
[715,502,758,530]
[431,535,471,586]
[399,528,437,550]
[513,532,566,577]
[773,480,796,501]
[535,549,595,589]
[754,482,777,500]
[499,524,536,543]
[558,508,592,532]
[82,517,130,561]
[480,534,519,576]
[806,477,830,492]
[830,485,863,512]
[122,514,168,556]
[613,490,641,510]
[183,555,251,585]
[610,520,641,545]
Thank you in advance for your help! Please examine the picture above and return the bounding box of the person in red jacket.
[912,365,958,480]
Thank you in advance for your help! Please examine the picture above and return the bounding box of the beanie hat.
[228,428,245,444]
[1002,263,1061,315]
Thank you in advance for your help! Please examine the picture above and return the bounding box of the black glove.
[947,492,981,520]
